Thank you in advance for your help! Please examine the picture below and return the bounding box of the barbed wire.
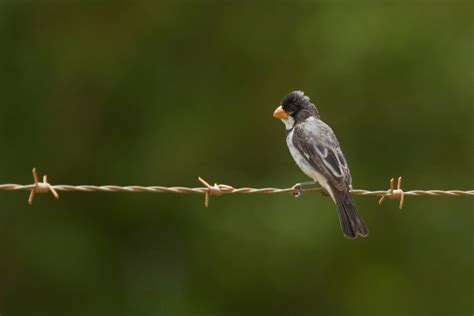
[0,168,473,209]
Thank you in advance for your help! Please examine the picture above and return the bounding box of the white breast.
[286,129,335,200]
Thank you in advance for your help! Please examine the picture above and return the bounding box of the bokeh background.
[0,1,473,315]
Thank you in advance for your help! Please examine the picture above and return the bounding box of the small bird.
[273,91,368,239]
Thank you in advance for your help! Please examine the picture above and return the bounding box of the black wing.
[292,120,352,192]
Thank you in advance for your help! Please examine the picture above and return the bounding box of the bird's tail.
[333,190,368,239]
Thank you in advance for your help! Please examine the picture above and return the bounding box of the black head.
[281,91,319,122]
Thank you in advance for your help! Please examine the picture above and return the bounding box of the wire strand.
[0,168,472,208]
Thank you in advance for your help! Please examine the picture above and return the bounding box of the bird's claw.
[292,184,303,198]
[292,181,328,198]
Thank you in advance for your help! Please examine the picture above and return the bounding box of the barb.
[28,168,59,205]
[0,168,473,207]
[378,177,405,209]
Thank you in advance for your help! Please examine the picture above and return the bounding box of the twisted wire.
[1,184,473,196]
[0,169,472,208]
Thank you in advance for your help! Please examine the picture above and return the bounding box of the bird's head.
[273,91,319,129]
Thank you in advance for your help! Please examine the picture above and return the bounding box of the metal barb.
[28,168,60,205]
[378,177,405,209]
[198,177,223,207]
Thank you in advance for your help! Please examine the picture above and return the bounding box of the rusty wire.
[0,168,472,209]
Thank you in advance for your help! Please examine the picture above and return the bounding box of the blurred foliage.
[0,1,473,316]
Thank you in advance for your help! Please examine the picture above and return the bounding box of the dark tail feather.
[334,190,368,239]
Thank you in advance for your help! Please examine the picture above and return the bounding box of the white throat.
[281,116,295,131]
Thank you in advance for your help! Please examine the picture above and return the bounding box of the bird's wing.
[292,120,352,191]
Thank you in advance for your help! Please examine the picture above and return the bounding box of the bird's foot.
[291,181,319,198]
[292,184,303,198]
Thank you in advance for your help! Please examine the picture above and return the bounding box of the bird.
[273,91,368,239]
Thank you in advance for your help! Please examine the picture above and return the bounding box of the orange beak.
[273,106,288,120]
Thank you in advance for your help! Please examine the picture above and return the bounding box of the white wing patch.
[337,150,348,168]
[318,148,343,178]
[313,143,328,158]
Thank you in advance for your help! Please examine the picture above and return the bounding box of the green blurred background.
[0,1,473,315]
